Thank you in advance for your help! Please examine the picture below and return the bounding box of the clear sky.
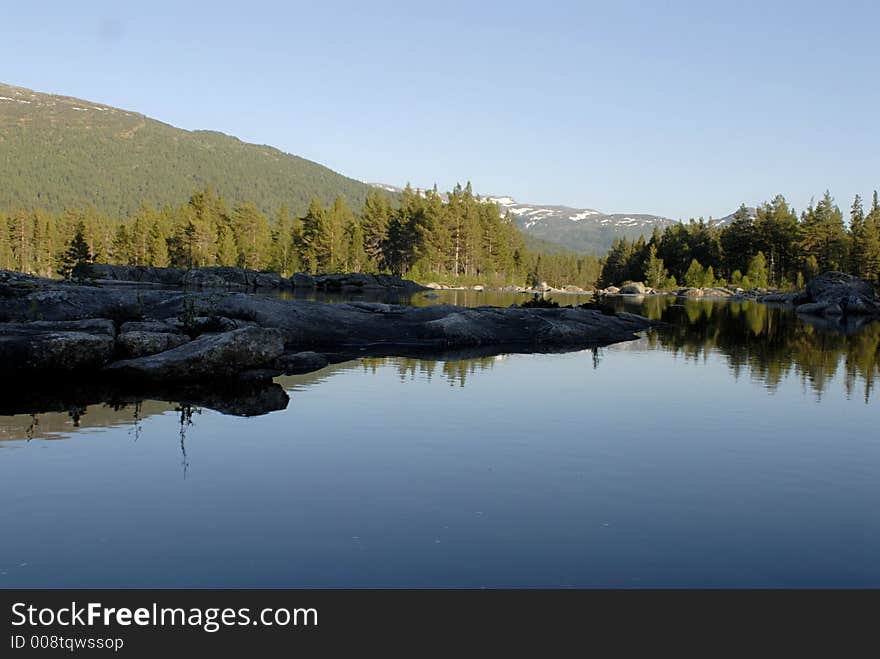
[3,0,878,219]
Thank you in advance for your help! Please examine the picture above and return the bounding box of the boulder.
[0,319,116,373]
[291,272,316,288]
[602,286,620,295]
[678,288,704,297]
[106,327,285,382]
[472,285,484,291]
[619,282,647,295]
[116,331,190,358]
[425,282,442,290]
[275,351,330,375]
[702,287,734,298]
[797,272,878,316]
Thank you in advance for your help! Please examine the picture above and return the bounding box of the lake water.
[2,292,878,587]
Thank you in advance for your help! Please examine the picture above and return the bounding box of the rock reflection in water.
[2,297,878,445]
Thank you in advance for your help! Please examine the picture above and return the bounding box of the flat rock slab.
[0,319,116,371]
[107,326,285,381]
[116,331,191,358]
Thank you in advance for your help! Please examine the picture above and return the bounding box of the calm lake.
[2,292,878,587]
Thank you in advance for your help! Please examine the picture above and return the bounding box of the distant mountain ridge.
[371,184,678,254]
[0,82,376,217]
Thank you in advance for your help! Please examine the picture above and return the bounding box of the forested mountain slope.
[0,82,374,217]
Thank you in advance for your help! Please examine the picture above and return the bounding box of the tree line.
[600,191,880,290]
[0,183,600,289]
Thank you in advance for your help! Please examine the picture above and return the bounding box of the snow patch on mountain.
[371,184,678,254]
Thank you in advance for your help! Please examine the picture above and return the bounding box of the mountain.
[485,196,677,254]
[710,206,757,227]
[371,185,677,254]
[0,82,376,217]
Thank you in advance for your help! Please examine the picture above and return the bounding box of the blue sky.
[3,0,878,219]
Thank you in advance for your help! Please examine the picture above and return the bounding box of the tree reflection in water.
[607,296,880,402]
[0,299,877,444]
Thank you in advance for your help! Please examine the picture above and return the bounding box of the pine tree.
[849,194,867,278]
[0,216,13,270]
[267,204,294,275]
[300,197,330,272]
[9,210,34,273]
[343,219,367,273]
[146,219,169,267]
[215,223,239,267]
[57,221,96,283]
[326,196,354,272]
[801,191,847,271]
[360,189,390,271]
[684,259,705,288]
[746,251,769,289]
[112,224,134,265]
[643,244,672,289]
[863,191,880,283]
[231,201,270,270]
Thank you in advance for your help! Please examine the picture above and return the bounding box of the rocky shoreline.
[0,268,659,396]
[90,263,428,293]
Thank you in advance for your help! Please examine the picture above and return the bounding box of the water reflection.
[1,297,877,445]
[2,297,878,587]
[603,297,880,402]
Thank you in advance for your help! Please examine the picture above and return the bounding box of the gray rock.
[619,282,647,295]
[0,270,659,380]
[90,264,291,291]
[677,288,703,297]
[183,267,289,291]
[187,316,257,334]
[119,320,183,334]
[116,331,190,358]
[807,271,875,306]
[702,287,734,298]
[0,319,116,372]
[275,351,330,375]
[291,272,316,288]
[788,272,879,316]
[106,327,285,382]
[15,319,116,336]
[91,264,185,286]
